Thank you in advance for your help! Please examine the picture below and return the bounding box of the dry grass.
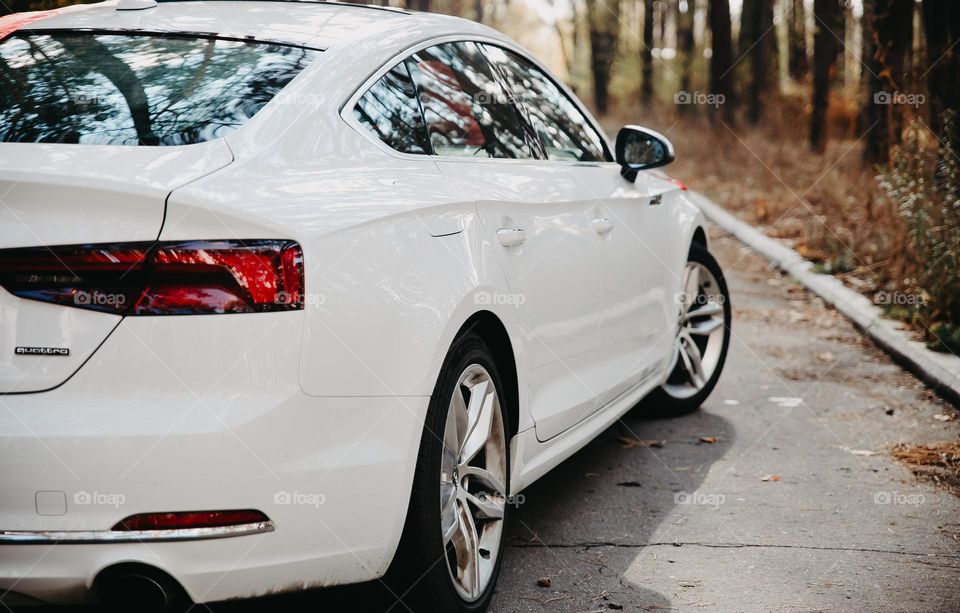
[890,442,960,496]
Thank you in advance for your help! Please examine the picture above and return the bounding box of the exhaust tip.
[94,563,191,613]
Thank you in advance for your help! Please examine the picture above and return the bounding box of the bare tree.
[921,0,960,146]
[642,0,655,104]
[708,0,735,124]
[810,0,841,152]
[862,0,896,165]
[787,0,809,81]
[587,0,621,115]
[677,0,696,112]
[740,0,776,124]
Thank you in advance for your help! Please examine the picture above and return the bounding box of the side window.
[353,61,430,154]
[481,44,608,162]
[406,41,533,159]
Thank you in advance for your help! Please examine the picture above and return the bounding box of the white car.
[0,1,731,611]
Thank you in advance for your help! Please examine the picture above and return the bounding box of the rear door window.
[406,41,533,159]
[480,44,608,162]
[353,61,430,154]
[0,32,318,146]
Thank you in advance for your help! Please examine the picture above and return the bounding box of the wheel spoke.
[460,380,495,464]
[441,487,458,543]
[460,489,505,520]
[443,392,465,477]
[683,264,701,307]
[683,302,723,321]
[680,336,707,388]
[452,500,481,598]
[459,464,506,497]
[687,317,724,335]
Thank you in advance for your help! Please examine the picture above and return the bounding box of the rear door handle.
[591,217,614,235]
[497,227,526,247]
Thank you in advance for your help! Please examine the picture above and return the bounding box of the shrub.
[880,113,960,353]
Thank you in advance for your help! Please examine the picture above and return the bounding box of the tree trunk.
[708,0,736,124]
[887,0,914,143]
[862,0,895,165]
[587,0,621,115]
[788,0,809,80]
[810,0,840,152]
[921,0,960,145]
[642,0,655,104]
[740,0,776,123]
[677,0,696,112]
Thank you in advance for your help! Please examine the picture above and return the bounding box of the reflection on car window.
[480,44,607,162]
[354,61,430,154]
[406,41,532,159]
[0,33,317,146]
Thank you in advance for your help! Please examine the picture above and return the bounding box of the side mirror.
[615,125,675,182]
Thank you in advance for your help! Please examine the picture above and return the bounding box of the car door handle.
[497,227,526,247]
[591,217,614,235]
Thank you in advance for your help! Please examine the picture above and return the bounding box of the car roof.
[14,0,500,52]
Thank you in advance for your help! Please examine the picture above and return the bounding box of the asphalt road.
[12,228,960,613]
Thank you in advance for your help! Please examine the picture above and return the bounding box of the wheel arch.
[453,311,520,440]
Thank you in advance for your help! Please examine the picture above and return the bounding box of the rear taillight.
[112,509,270,531]
[0,240,304,315]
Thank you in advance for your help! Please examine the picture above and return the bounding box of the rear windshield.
[0,32,318,146]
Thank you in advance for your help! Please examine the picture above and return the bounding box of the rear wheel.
[645,243,731,415]
[388,334,509,612]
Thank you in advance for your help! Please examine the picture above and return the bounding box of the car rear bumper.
[0,315,429,604]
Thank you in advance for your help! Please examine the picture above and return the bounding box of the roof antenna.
[116,0,159,10]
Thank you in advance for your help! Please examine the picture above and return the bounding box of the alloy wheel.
[439,364,508,602]
[663,261,727,399]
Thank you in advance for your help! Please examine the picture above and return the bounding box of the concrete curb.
[692,192,960,408]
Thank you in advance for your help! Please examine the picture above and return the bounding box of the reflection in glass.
[407,42,532,159]
[0,33,317,146]
[354,62,430,154]
[481,44,607,162]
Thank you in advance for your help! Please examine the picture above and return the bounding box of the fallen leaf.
[934,414,955,422]
[617,435,665,449]
[536,576,552,588]
[817,351,834,362]
[699,436,719,444]
[617,481,642,487]
[761,474,781,482]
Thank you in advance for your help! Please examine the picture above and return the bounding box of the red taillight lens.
[0,240,304,315]
[112,509,270,531]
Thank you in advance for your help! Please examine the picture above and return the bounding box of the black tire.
[642,242,731,416]
[385,333,509,613]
